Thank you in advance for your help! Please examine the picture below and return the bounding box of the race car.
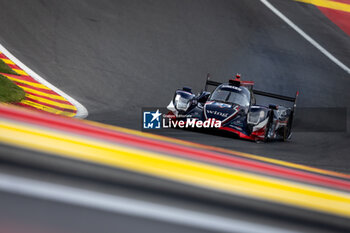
[167,74,299,142]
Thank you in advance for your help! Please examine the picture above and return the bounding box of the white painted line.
[0,43,88,118]
[261,0,350,75]
[0,173,299,233]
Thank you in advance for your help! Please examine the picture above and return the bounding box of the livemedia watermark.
[141,107,222,131]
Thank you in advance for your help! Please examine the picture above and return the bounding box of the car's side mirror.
[197,91,210,103]
[269,104,278,110]
[182,86,192,93]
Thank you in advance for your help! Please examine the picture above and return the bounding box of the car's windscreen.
[209,85,250,107]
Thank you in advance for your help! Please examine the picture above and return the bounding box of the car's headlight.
[174,94,191,111]
[174,94,180,106]
[259,110,265,120]
[248,110,266,125]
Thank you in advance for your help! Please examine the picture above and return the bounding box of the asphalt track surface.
[1,0,350,172]
[0,0,350,232]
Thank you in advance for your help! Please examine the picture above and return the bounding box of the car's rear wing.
[253,89,297,102]
[254,89,299,112]
[205,74,254,91]
[205,79,221,90]
[204,74,299,110]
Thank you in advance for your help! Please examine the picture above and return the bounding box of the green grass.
[0,74,25,103]
[0,56,24,103]
[0,58,18,75]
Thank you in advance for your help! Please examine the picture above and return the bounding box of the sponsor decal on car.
[206,110,229,118]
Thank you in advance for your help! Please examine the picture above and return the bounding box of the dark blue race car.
[167,74,299,142]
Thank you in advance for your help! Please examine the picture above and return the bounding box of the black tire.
[284,112,294,141]
[263,110,274,142]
